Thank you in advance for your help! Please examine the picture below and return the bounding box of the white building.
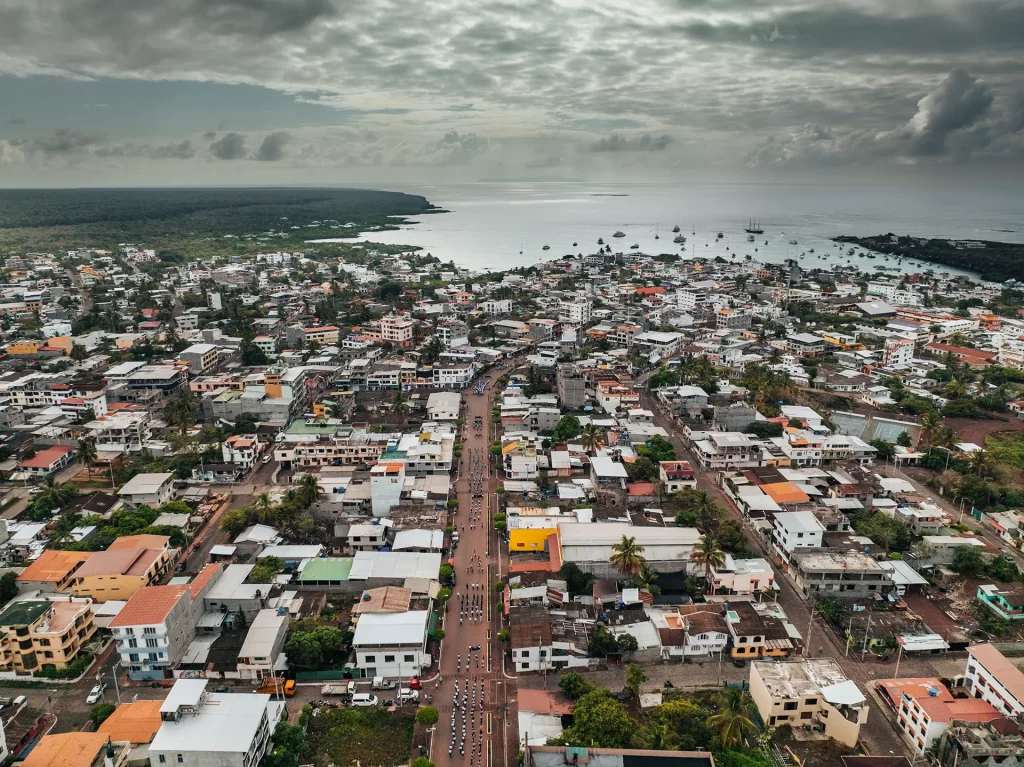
[222,435,264,470]
[710,556,776,595]
[149,679,283,767]
[426,391,461,421]
[884,337,916,369]
[380,315,415,347]
[482,299,512,315]
[557,522,701,576]
[558,297,592,326]
[965,643,1024,718]
[179,343,219,374]
[118,472,175,508]
[370,462,406,518]
[352,610,431,679]
[771,511,826,563]
[237,609,289,680]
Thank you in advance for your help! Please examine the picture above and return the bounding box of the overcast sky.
[0,0,1022,186]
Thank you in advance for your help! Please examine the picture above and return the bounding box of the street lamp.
[110,659,123,705]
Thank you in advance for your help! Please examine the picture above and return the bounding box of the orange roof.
[109,534,170,551]
[21,732,109,767]
[18,445,74,469]
[98,700,163,744]
[17,550,92,584]
[635,286,665,296]
[968,643,1024,705]
[109,584,188,628]
[188,563,222,598]
[762,481,810,504]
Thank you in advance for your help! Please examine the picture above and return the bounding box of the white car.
[262,453,273,464]
[397,688,419,703]
[86,683,106,704]
[350,694,379,707]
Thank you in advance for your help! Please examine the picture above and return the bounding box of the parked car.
[86,684,106,704]
[350,694,379,707]
[263,453,273,464]
[397,688,419,703]
[372,677,395,690]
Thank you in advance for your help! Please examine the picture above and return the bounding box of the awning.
[821,679,866,706]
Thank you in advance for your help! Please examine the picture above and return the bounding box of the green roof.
[285,420,352,436]
[298,557,354,583]
[0,600,51,627]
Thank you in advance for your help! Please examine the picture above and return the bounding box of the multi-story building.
[118,473,176,508]
[976,583,1024,622]
[0,597,97,673]
[352,611,431,678]
[109,568,219,680]
[275,428,392,469]
[884,337,916,369]
[58,389,108,419]
[770,511,825,564]
[876,678,999,754]
[716,309,752,329]
[481,299,512,315]
[790,550,894,600]
[178,343,220,374]
[692,432,765,470]
[149,679,282,767]
[659,460,697,493]
[710,556,775,596]
[370,462,405,517]
[787,332,825,357]
[253,335,278,357]
[380,315,415,348]
[555,363,586,409]
[751,659,868,747]
[106,362,187,394]
[0,372,74,408]
[221,434,265,471]
[303,325,340,346]
[558,297,592,326]
[964,642,1024,718]
[70,534,176,602]
[16,550,93,594]
[82,411,153,454]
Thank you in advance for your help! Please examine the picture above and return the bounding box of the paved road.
[433,370,518,767]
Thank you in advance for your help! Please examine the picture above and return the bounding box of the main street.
[433,369,518,767]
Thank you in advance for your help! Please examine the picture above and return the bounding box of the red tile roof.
[18,445,74,469]
[108,585,188,628]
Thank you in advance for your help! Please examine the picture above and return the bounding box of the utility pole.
[845,615,854,657]
[861,614,873,660]
[894,640,904,678]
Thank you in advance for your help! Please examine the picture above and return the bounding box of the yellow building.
[17,550,94,593]
[749,659,868,747]
[508,511,564,552]
[47,335,74,354]
[70,534,175,603]
[5,340,39,356]
[0,598,97,673]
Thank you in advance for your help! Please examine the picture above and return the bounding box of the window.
[404,655,415,662]
[146,638,159,648]
[521,662,530,670]
[159,757,166,764]
[365,655,376,663]
[129,653,140,662]
[128,638,138,649]
[384,655,395,662]
[800,712,813,720]
[739,637,747,644]
[143,627,157,635]
[783,702,798,711]
[805,698,817,706]
[178,756,184,764]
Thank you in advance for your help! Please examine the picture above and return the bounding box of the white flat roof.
[259,545,324,560]
[349,551,442,580]
[590,455,629,478]
[557,522,700,545]
[239,609,287,658]
[118,472,173,495]
[352,610,429,646]
[392,529,444,551]
[773,510,826,534]
[153,687,275,754]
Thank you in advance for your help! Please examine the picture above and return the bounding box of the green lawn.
[305,706,415,767]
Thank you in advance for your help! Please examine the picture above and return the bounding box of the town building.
[0,597,97,673]
[964,643,1024,718]
[750,658,868,747]
[70,534,176,602]
[352,610,431,678]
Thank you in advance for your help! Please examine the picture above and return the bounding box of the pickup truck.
[322,681,357,696]
[372,677,395,690]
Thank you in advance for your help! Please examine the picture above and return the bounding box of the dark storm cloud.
[747,68,1017,167]
[209,131,247,159]
[899,69,994,156]
[589,134,671,152]
[255,131,290,161]
[32,129,102,155]
[149,140,197,159]
[95,139,197,159]
[203,130,217,140]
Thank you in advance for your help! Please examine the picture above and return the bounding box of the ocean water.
[308,182,1024,277]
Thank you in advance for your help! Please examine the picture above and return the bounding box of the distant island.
[833,233,1024,283]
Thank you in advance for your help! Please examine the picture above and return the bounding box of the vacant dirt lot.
[946,414,1024,445]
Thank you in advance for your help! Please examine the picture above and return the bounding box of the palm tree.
[251,492,276,524]
[690,534,727,593]
[944,380,969,400]
[77,437,98,478]
[35,475,78,512]
[579,423,602,454]
[970,449,995,479]
[643,722,677,751]
[609,535,647,579]
[918,413,940,446]
[706,688,758,748]
[391,389,410,424]
[48,510,80,547]
[163,388,195,437]
[296,473,322,509]
[633,563,660,593]
[70,344,88,362]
